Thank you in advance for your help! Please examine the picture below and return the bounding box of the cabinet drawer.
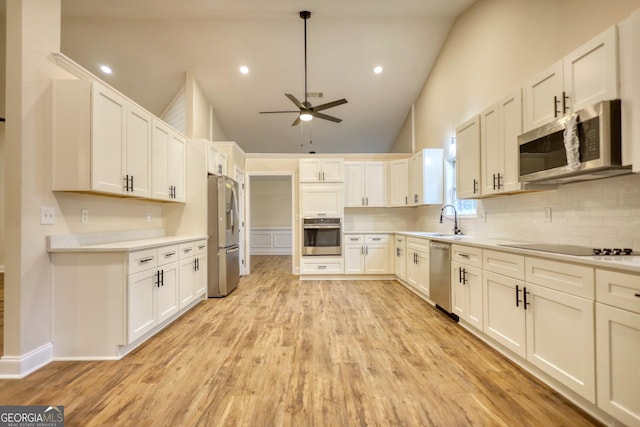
[300,258,344,274]
[345,234,364,244]
[366,234,388,244]
[526,257,594,299]
[406,237,429,249]
[596,269,640,314]
[194,240,208,256]
[483,250,524,280]
[452,244,482,268]
[394,235,405,244]
[158,245,179,266]
[129,248,158,274]
[179,242,196,259]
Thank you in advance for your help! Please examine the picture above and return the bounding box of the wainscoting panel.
[250,228,292,255]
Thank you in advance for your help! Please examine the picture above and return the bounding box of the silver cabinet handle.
[139,257,153,264]
[459,253,470,259]
[349,237,359,241]
[318,265,327,269]
[183,248,193,253]
[371,238,382,241]
[198,245,206,250]
[164,252,176,258]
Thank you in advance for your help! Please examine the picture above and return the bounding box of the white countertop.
[345,230,640,274]
[47,229,208,253]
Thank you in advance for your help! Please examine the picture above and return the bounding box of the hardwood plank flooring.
[0,256,600,426]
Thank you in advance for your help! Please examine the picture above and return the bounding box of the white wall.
[250,176,292,228]
[0,123,4,270]
[391,0,640,250]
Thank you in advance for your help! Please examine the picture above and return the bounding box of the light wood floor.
[0,256,600,426]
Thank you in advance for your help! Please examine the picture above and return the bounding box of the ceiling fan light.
[300,112,313,122]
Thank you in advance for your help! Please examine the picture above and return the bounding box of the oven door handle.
[303,225,341,229]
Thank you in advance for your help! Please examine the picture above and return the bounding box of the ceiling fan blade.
[291,116,301,127]
[259,110,300,114]
[311,98,348,112]
[285,94,305,110]
[313,112,342,123]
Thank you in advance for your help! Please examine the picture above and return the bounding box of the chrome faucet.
[439,204,462,235]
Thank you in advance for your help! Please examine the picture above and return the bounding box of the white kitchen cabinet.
[480,90,523,196]
[455,115,481,199]
[344,234,390,275]
[299,158,344,182]
[406,237,430,297]
[525,283,595,402]
[595,268,640,425]
[344,161,387,207]
[300,257,344,275]
[394,235,407,281]
[178,241,207,308]
[619,9,640,171]
[300,183,343,218]
[523,26,618,132]
[207,141,228,176]
[156,261,179,325]
[152,120,186,202]
[128,267,157,343]
[483,270,527,358]
[409,149,444,206]
[193,241,208,297]
[53,79,152,198]
[389,159,410,207]
[451,244,483,330]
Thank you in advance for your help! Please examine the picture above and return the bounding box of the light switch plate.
[543,207,552,223]
[81,209,89,223]
[41,206,55,225]
[145,212,152,223]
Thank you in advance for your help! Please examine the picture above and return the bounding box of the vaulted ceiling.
[60,0,475,154]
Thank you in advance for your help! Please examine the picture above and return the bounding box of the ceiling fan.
[260,10,348,127]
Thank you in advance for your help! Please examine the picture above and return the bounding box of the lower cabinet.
[394,235,407,280]
[300,257,344,275]
[451,261,483,329]
[406,237,430,296]
[178,240,207,308]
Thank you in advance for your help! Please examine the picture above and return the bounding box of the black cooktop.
[498,243,635,256]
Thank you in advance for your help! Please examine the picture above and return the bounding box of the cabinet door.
[407,245,429,295]
[406,248,420,289]
[321,159,344,182]
[179,257,196,308]
[596,303,640,426]
[194,256,208,297]
[170,132,186,202]
[564,26,618,112]
[483,271,526,358]
[300,185,343,218]
[452,263,483,330]
[526,283,595,402]
[389,159,409,207]
[455,115,481,199]
[344,162,365,207]
[452,262,467,319]
[500,90,523,193]
[523,61,563,132]
[394,236,407,280]
[409,151,424,205]
[344,244,365,274]
[157,262,179,324]
[299,159,322,182]
[364,161,387,207]
[152,121,171,200]
[207,143,221,175]
[125,104,152,198]
[91,82,126,194]
[365,243,390,274]
[480,103,501,196]
[128,269,157,343]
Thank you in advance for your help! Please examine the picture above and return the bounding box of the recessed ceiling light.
[99,65,112,75]
[239,66,249,75]
[374,66,383,74]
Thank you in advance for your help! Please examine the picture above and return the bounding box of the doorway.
[245,174,295,275]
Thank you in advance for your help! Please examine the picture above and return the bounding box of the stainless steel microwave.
[518,100,631,184]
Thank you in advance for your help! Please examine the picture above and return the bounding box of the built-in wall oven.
[302,218,341,256]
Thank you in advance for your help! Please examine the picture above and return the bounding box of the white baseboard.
[0,343,53,378]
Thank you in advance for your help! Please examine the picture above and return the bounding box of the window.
[445,137,477,217]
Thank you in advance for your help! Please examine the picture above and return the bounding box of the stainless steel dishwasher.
[429,241,457,320]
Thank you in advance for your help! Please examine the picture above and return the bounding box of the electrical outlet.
[40,206,55,225]
[544,207,552,223]
[81,209,89,223]
[479,210,487,222]
[145,212,152,223]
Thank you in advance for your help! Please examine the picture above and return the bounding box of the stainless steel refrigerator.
[207,175,240,297]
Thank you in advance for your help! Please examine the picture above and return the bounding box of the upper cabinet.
[344,161,387,207]
[53,79,185,203]
[151,120,186,202]
[455,115,481,200]
[481,90,523,196]
[389,159,410,207]
[409,149,444,206]
[524,26,619,132]
[299,158,344,182]
[207,142,228,176]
